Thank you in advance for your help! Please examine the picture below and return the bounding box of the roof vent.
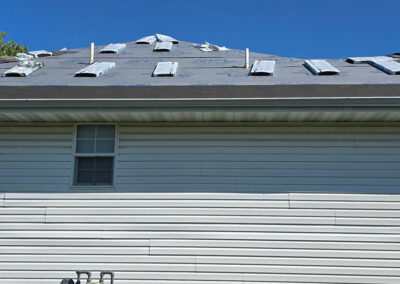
[346,56,392,64]
[28,50,53,58]
[193,42,229,52]
[100,43,126,54]
[369,59,400,75]
[304,59,340,75]
[155,33,179,44]
[3,60,44,77]
[153,41,173,52]
[250,60,275,76]
[16,53,34,61]
[136,35,157,44]
[74,62,116,77]
[153,62,178,77]
[136,34,179,44]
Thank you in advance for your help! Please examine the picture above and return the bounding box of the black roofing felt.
[1,40,400,88]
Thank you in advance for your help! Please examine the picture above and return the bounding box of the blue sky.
[1,0,398,59]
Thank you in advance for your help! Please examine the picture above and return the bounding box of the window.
[73,125,116,186]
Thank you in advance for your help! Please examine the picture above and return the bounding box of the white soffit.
[74,62,116,77]
[153,61,179,77]
[100,43,127,54]
[28,50,53,58]
[156,33,179,44]
[304,59,340,75]
[154,41,173,52]
[3,60,44,77]
[346,56,392,64]
[250,60,275,76]
[136,35,157,44]
[369,59,400,75]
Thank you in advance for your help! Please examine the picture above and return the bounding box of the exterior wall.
[0,123,400,283]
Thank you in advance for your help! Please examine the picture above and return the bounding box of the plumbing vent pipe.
[90,42,94,64]
[245,48,250,68]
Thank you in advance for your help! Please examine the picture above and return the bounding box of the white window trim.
[70,123,119,190]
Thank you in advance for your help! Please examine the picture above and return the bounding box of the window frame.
[70,123,118,190]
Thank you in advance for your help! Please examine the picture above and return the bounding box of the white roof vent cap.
[250,60,275,76]
[3,61,44,77]
[369,59,400,75]
[304,59,340,75]
[153,61,178,77]
[75,62,116,77]
[100,43,127,54]
[28,50,53,58]
[154,41,173,52]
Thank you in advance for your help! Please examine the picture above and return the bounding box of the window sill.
[69,186,116,191]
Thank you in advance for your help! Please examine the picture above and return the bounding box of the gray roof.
[1,40,400,87]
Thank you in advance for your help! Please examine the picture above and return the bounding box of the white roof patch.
[346,56,393,64]
[3,60,44,77]
[75,62,116,77]
[28,50,53,58]
[100,43,126,54]
[154,42,173,52]
[250,60,275,76]
[153,62,179,77]
[304,59,340,75]
[369,59,400,75]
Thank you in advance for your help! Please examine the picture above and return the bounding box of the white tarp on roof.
[153,61,178,77]
[304,59,340,75]
[193,42,229,52]
[100,43,126,54]
[75,62,116,77]
[250,60,275,76]
[369,59,400,75]
[28,50,53,58]
[3,60,44,77]
[346,56,392,64]
[154,41,173,52]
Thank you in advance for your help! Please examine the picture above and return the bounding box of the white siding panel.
[0,124,400,283]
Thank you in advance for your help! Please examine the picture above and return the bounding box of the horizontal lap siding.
[0,124,73,191]
[1,124,400,283]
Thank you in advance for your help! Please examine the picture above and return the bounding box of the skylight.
[304,60,340,75]
[153,42,173,52]
[100,43,126,54]
[346,56,392,64]
[75,62,116,77]
[153,62,178,77]
[369,59,400,75]
[28,50,53,58]
[250,60,275,76]
[3,61,44,77]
